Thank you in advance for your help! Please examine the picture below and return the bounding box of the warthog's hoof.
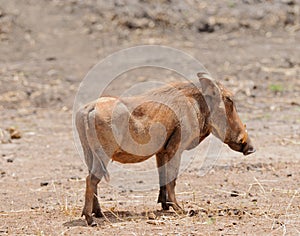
[170,203,185,214]
[161,202,184,214]
[82,210,97,227]
[161,202,170,211]
[93,209,103,218]
[90,221,97,227]
[85,216,97,227]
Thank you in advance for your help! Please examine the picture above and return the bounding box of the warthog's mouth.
[243,146,256,156]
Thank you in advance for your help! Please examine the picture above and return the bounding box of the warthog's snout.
[242,137,256,156]
[243,144,256,156]
[226,136,256,156]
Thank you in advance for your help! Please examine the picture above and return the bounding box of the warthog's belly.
[111,151,152,164]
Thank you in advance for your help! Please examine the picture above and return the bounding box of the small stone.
[6,127,21,139]
[291,102,300,106]
[40,181,49,187]
[69,176,80,181]
[188,209,197,217]
[148,212,156,220]
[233,209,240,215]
[7,158,13,163]
[45,57,56,61]
[230,190,239,197]
[146,220,164,225]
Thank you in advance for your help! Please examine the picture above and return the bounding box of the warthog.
[76,73,255,226]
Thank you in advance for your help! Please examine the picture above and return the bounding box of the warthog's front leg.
[156,153,169,210]
[165,153,183,213]
[156,152,183,213]
[82,174,100,226]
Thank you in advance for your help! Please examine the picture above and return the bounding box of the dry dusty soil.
[0,0,300,235]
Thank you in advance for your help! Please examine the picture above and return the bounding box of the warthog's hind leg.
[92,185,103,218]
[82,174,100,226]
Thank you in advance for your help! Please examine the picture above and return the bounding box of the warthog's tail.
[86,106,110,182]
[76,102,110,182]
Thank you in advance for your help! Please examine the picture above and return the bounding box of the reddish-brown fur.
[76,74,255,226]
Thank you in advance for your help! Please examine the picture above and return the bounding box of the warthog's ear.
[197,73,220,98]
[197,72,222,111]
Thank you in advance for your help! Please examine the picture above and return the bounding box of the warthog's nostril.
[243,146,256,156]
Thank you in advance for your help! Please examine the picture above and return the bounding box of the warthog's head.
[198,73,255,156]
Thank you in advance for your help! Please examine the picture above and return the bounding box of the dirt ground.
[0,0,300,235]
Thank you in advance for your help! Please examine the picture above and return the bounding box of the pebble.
[230,190,239,197]
[40,181,49,187]
[148,212,156,220]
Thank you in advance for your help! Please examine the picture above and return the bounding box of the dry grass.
[1,161,299,235]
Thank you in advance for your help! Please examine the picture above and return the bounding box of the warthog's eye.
[238,138,244,144]
[239,131,248,144]
[225,96,232,103]
[224,96,236,110]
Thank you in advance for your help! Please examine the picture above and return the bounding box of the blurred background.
[0,0,299,235]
